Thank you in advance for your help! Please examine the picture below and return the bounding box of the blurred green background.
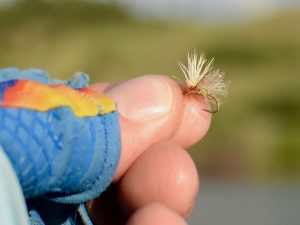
[0,0,299,224]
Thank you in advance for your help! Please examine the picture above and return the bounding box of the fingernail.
[106,76,172,121]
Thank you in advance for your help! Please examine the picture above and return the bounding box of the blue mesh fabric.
[0,68,89,89]
[0,107,120,202]
[0,68,121,224]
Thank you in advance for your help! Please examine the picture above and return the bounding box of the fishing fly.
[178,52,228,113]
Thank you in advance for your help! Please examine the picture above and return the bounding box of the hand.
[86,75,212,225]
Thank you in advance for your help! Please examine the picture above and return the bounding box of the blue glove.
[0,68,121,225]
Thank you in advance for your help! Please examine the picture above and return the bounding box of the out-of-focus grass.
[0,1,299,181]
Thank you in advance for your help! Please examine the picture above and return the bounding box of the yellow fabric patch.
[1,80,116,117]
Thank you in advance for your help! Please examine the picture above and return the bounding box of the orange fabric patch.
[1,80,116,117]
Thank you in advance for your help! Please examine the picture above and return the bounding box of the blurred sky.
[111,0,300,23]
[1,0,300,23]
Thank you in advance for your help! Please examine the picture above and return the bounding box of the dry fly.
[178,52,228,113]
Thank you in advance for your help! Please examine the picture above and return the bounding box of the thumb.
[105,75,184,180]
[90,75,211,180]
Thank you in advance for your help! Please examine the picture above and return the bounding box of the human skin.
[87,75,212,225]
